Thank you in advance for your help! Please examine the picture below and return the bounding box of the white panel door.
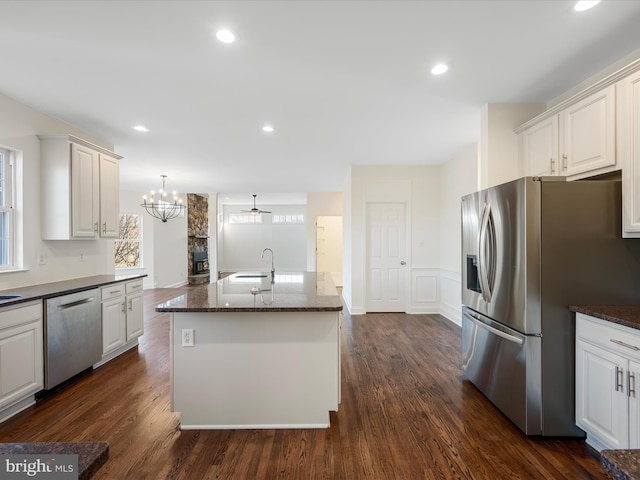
[366,203,406,312]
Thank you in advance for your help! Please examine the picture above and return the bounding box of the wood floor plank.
[0,289,610,479]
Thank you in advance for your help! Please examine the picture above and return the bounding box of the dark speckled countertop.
[601,450,640,480]
[570,305,640,331]
[156,271,343,312]
[0,274,147,308]
[570,305,640,479]
[0,442,108,479]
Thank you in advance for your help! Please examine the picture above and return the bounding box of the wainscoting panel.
[439,269,462,325]
[409,268,439,314]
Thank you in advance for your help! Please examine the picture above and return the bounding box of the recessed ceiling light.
[216,29,235,44]
[262,125,274,133]
[431,63,449,75]
[132,125,149,132]
[574,1,600,11]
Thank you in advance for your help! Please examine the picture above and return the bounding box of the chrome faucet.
[261,248,275,279]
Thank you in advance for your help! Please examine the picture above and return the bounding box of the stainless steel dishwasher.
[44,288,102,389]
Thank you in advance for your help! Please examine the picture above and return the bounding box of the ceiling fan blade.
[260,210,272,213]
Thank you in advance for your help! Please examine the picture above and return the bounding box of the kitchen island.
[156,271,343,429]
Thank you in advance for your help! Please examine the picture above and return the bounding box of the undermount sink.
[0,295,21,300]
[235,274,268,278]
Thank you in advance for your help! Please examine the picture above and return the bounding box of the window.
[0,147,14,270]
[115,214,142,268]
[228,214,263,224]
[272,214,304,224]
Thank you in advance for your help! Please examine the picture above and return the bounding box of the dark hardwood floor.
[0,289,610,479]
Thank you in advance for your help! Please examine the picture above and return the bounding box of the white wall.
[345,165,441,315]
[306,192,343,273]
[479,103,545,189]
[218,204,307,272]
[153,211,188,288]
[0,92,117,290]
[119,189,188,288]
[438,144,479,325]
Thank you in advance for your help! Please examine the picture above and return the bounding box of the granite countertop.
[0,274,147,308]
[156,271,343,312]
[601,450,640,480]
[570,305,640,331]
[0,442,108,479]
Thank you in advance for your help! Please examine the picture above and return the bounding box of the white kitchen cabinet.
[101,284,126,354]
[517,85,617,179]
[97,279,144,365]
[576,313,640,451]
[620,70,640,237]
[560,85,616,177]
[518,116,559,176]
[125,279,144,341]
[40,134,122,240]
[0,301,43,421]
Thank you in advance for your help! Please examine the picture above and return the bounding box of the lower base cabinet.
[576,313,640,451]
[0,301,43,420]
[98,279,144,366]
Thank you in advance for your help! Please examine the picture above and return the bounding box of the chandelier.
[140,175,185,222]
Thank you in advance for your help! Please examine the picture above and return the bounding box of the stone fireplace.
[187,193,209,284]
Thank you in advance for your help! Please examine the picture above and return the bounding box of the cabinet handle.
[629,371,636,398]
[616,366,624,392]
[562,154,567,171]
[121,301,126,314]
[610,339,640,351]
[550,158,555,175]
[103,222,107,234]
[128,299,132,311]
[94,222,99,233]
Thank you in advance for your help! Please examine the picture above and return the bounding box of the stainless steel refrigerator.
[461,176,640,436]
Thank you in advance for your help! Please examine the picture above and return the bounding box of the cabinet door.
[99,154,120,238]
[71,143,99,237]
[576,339,629,449]
[620,70,640,237]
[629,360,640,448]
[0,319,43,410]
[519,116,559,176]
[560,85,616,177]
[126,293,144,341]
[102,298,126,354]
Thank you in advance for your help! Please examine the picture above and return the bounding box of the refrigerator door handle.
[478,202,494,303]
[463,311,524,345]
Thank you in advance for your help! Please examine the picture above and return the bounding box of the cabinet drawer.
[101,284,125,301]
[0,301,42,330]
[126,280,143,295]
[576,313,640,359]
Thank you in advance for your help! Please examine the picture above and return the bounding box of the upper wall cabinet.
[517,86,616,179]
[620,70,640,237]
[518,116,559,176]
[40,135,122,240]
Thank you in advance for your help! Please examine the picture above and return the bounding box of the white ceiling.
[2,1,640,206]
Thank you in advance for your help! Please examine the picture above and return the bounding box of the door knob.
[400,261,406,265]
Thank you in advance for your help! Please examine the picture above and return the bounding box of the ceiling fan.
[241,194,272,215]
